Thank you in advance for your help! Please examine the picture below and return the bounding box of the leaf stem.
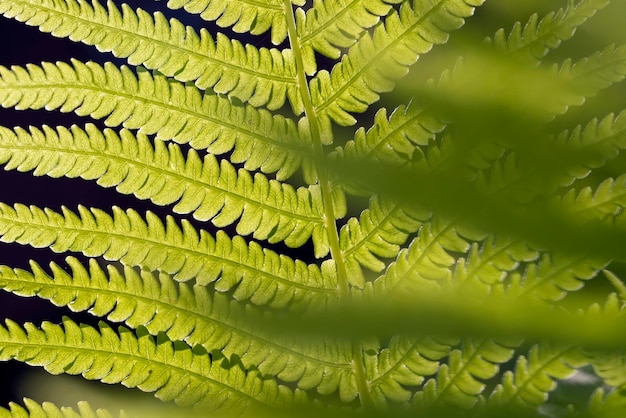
[282,1,349,300]
[282,0,375,410]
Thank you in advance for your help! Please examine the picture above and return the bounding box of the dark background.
[1,0,625,410]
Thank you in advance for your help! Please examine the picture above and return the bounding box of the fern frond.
[490,0,610,63]
[163,0,305,45]
[0,61,307,179]
[0,318,296,412]
[0,124,328,252]
[507,254,607,301]
[488,344,585,409]
[0,204,338,308]
[295,0,403,73]
[452,237,538,287]
[553,111,626,184]
[582,294,626,387]
[561,175,626,222]
[346,131,622,290]
[367,217,468,296]
[586,346,626,388]
[366,336,452,404]
[340,197,425,288]
[561,43,626,103]
[0,398,119,418]
[466,132,626,216]
[588,387,626,416]
[451,224,604,303]
[452,174,611,299]
[310,0,483,126]
[416,339,516,408]
[0,0,300,111]
[336,104,445,166]
[0,257,354,395]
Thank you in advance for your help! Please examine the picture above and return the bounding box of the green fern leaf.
[416,339,517,408]
[336,103,445,166]
[490,0,610,62]
[0,60,306,179]
[587,348,626,388]
[488,344,585,409]
[344,114,626,292]
[562,43,626,101]
[0,124,328,252]
[0,318,296,412]
[310,0,483,126]
[0,0,301,111]
[295,0,403,73]
[0,204,337,307]
[340,197,425,287]
[582,293,626,387]
[162,0,305,45]
[0,398,119,418]
[0,0,624,414]
[0,257,355,395]
[588,387,626,416]
[366,336,451,404]
[367,217,468,295]
[564,175,626,220]
[532,254,596,299]
[437,168,619,297]
[552,111,626,183]
[452,237,538,287]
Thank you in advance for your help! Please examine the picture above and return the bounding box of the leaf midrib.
[369,338,430,387]
[0,142,324,224]
[0,210,337,294]
[315,0,447,114]
[343,205,402,258]
[0,329,265,407]
[299,0,372,44]
[0,273,350,369]
[10,0,296,84]
[0,81,308,153]
[505,346,577,405]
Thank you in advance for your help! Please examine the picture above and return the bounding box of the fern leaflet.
[0,124,328,252]
[0,257,355,395]
[0,204,337,308]
[0,0,301,111]
[0,60,307,179]
[490,0,610,62]
[0,318,296,412]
